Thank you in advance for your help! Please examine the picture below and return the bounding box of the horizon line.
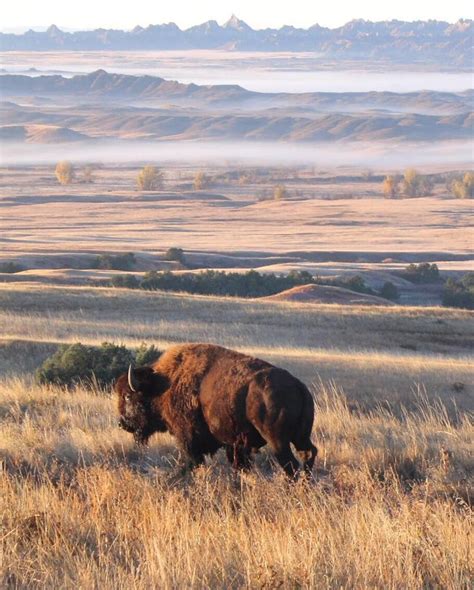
[2,15,472,35]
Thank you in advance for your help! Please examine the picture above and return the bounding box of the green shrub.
[93,252,136,271]
[164,247,186,264]
[402,263,440,284]
[379,281,400,301]
[110,274,140,289]
[135,343,161,366]
[36,342,162,387]
[338,275,375,295]
[442,277,474,310]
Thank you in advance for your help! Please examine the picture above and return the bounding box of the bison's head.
[115,365,168,445]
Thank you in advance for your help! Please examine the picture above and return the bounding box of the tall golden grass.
[1,378,472,589]
[0,284,472,587]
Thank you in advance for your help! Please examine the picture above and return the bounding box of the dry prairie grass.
[0,377,472,589]
[1,164,473,257]
[1,283,473,412]
[0,283,472,588]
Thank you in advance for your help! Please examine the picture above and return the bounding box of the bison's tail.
[292,383,317,473]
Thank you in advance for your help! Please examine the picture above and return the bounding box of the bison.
[116,343,317,477]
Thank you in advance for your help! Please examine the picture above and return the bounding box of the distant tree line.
[382,169,474,199]
[109,269,399,301]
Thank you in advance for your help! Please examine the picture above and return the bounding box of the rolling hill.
[1,81,472,143]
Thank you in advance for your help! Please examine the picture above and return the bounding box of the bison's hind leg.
[226,434,253,471]
[268,440,300,479]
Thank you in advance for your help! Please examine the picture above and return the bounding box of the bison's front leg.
[176,435,206,471]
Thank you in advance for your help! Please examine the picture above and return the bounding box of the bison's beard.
[118,415,151,446]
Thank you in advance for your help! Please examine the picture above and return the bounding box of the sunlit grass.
[0,378,472,589]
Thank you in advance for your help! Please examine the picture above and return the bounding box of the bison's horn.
[128,364,138,392]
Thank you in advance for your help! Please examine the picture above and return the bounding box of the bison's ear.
[151,371,170,396]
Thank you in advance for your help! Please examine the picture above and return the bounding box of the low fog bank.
[1,140,473,169]
[2,61,472,93]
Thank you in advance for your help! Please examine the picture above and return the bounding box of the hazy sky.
[2,0,473,32]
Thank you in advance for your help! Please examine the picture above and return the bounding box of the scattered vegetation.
[164,247,186,265]
[442,273,474,310]
[401,168,433,197]
[110,274,141,289]
[93,252,136,271]
[55,160,75,185]
[450,171,474,199]
[36,341,161,387]
[81,164,96,184]
[382,174,399,199]
[341,275,375,296]
[401,263,440,284]
[193,171,209,191]
[273,184,288,201]
[379,281,400,301]
[383,170,435,198]
[136,165,163,191]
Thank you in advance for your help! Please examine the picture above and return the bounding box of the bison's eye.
[125,393,132,402]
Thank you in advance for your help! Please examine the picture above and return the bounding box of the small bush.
[442,276,474,310]
[135,343,161,366]
[273,185,288,201]
[339,275,375,295]
[451,172,474,199]
[82,165,95,184]
[94,252,136,271]
[382,175,399,199]
[401,169,433,197]
[36,342,162,387]
[379,281,400,301]
[110,274,140,289]
[193,171,208,191]
[137,165,163,191]
[55,161,75,185]
[0,262,25,274]
[36,342,134,387]
[403,263,440,284]
[164,247,186,264]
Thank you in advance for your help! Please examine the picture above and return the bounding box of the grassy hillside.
[1,283,472,411]
[0,283,472,587]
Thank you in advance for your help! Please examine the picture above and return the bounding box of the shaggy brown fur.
[116,343,317,477]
